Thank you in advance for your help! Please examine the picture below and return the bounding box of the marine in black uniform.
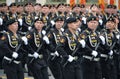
[48,16,64,79]
[99,16,117,79]
[57,17,85,79]
[23,18,49,79]
[80,16,102,79]
[0,19,24,79]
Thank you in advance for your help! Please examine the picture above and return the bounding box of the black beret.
[6,19,18,27]
[66,17,77,23]
[90,4,98,9]
[1,3,7,7]
[57,3,64,8]
[65,4,70,7]
[107,16,115,22]
[34,18,44,23]
[106,5,112,8]
[80,4,85,8]
[87,16,98,22]
[55,16,64,22]
[17,4,23,7]
[34,3,41,6]
[42,4,49,8]
[72,4,80,9]
[9,3,16,7]
[25,2,33,7]
[50,4,56,8]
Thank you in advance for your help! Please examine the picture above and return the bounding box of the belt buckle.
[39,54,43,59]
[109,55,113,59]
[74,56,78,61]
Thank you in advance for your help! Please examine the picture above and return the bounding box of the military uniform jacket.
[57,29,82,60]
[80,28,101,57]
[0,30,24,61]
[26,29,47,54]
[100,29,118,55]
[48,28,64,52]
[25,28,48,67]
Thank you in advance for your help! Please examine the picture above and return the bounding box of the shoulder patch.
[48,33,51,38]
[80,34,86,39]
[26,34,31,39]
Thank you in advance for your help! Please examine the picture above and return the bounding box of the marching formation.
[0,2,120,79]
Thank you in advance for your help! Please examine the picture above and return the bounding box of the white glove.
[51,20,55,26]
[35,16,38,19]
[68,55,74,62]
[82,17,86,24]
[61,28,64,32]
[109,50,113,56]
[79,40,86,48]
[54,51,59,56]
[116,35,120,40]
[91,51,98,57]
[42,30,46,35]
[21,36,28,45]
[33,52,39,59]
[43,36,50,44]
[99,35,105,45]
[99,19,103,25]
[12,52,18,59]
[28,27,32,31]
[0,18,3,25]
[18,19,23,26]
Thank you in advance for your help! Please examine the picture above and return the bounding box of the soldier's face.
[50,7,56,13]
[25,5,34,12]
[55,21,64,29]
[87,20,98,31]
[34,21,44,30]
[9,6,17,13]
[106,21,115,30]
[68,22,78,31]
[17,6,24,13]
[34,5,41,12]
[42,7,50,14]
[8,22,18,32]
[91,6,98,12]
[57,5,65,12]
[2,6,8,12]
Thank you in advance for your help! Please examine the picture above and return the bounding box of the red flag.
[110,0,114,5]
[79,0,86,5]
[70,0,75,7]
[98,0,105,11]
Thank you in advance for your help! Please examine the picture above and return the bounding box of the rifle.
[29,27,52,63]
[63,44,80,67]
[28,42,44,63]
[9,43,22,63]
